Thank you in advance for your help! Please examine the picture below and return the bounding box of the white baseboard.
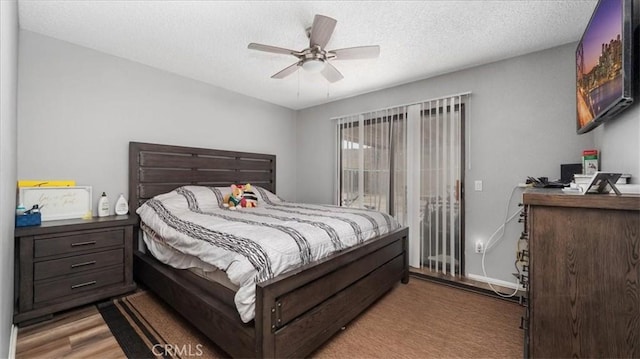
[8,324,17,359]
[467,273,525,291]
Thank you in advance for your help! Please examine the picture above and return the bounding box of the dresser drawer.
[34,266,124,304]
[34,249,124,281]
[34,229,124,258]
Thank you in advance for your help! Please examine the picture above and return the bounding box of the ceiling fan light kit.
[248,14,380,83]
[301,59,325,73]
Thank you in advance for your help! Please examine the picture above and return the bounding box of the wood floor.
[15,305,125,359]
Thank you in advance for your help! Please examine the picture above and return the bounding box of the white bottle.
[98,192,110,217]
[115,193,129,215]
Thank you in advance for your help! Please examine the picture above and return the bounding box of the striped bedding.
[136,185,400,323]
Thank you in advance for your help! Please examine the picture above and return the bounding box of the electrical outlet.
[475,240,484,253]
[474,180,483,191]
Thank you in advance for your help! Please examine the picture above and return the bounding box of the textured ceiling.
[17,0,597,110]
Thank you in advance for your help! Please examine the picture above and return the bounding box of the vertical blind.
[418,95,466,275]
[334,93,469,276]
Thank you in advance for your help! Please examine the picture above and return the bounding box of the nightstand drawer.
[34,266,124,304]
[34,229,124,258]
[34,249,124,281]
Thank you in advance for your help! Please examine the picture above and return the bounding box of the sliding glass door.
[418,100,465,275]
[336,94,467,277]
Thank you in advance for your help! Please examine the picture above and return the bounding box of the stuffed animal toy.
[223,184,244,210]
[240,183,258,208]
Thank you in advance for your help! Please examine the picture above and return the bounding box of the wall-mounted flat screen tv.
[576,0,635,134]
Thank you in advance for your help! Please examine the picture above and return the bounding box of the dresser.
[14,215,137,325]
[523,191,640,358]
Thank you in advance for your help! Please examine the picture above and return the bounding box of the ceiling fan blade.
[271,62,301,79]
[320,62,344,83]
[309,15,337,48]
[248,43,298,56]
[330,45,380,60]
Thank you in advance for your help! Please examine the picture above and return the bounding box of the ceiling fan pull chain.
[297,70,300,100]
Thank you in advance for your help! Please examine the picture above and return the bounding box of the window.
[337,113,394,212]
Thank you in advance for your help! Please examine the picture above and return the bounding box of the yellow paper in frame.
[18,180,76,188]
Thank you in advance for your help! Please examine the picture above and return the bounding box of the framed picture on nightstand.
[18,186,92,221]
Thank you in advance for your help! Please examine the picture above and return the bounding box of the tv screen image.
[576,0,634,134]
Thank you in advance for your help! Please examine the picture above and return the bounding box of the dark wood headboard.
[128,142,276,213]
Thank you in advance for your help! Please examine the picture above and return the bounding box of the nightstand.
[14,215,137,325]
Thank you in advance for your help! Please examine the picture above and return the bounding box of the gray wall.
[17,31,299,210]
[0,0,19,356]
[594,105,640,178]
[295,43,599,283]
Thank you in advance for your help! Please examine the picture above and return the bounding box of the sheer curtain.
[336,108,404,213]
[335,93,469,276]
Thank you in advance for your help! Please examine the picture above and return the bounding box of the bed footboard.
[133,251,257,358]
[255,227,409,358]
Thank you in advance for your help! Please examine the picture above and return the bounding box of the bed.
[129,141,409,358]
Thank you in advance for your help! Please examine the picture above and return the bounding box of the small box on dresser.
[14,215,137,325]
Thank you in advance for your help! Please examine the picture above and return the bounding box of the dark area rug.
[98,299,157,359]
[98,291,226,358]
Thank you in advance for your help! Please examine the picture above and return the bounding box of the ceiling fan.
[248,14,380,83]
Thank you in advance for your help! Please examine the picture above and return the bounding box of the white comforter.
[136,185,400,322]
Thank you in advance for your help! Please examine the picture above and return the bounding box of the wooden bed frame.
[129,141,409,358]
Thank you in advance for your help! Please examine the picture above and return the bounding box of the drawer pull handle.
[70,241,96,247]
[71,281,97,289]
[71,260,97,268]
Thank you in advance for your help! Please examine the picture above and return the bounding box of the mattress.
[136,185,400,322]
[141,224,239,291]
